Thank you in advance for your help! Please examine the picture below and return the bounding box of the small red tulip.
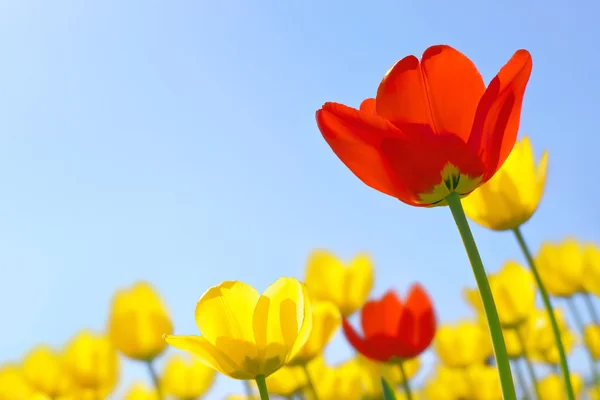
[342,284,436,362]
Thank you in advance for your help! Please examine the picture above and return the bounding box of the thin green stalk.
[255,375,270,400]
[381,377,397,400]
[566,297,600,394]
[146,359,163,400]
[302,364,319,400]
[446,192,516,399]
[398,360,413,400]
[513,227,576,400]
[514,325,541,399]
[584,292,600,326]
[512,359,531,400]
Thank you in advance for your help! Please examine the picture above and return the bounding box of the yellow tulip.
[465,261,536,328]
[421,366,470,400]
[465,365,502,400]
[394,390,421,400]
[0,364,35,400]
[304,250,374,317]
[124,382,159,400]
[582,243,600,296]
[434,320,493,367]
[306,357,362,400]
[356,355,420,400]
[535,239,585,297]
[225,396,255,400]
[529,309,577,364]
[538,373,582,400]
[160,355,216,399]
[462,136,548,231]
[62,330,119,396]
[264,365,306,397]
[288,299,340,366]
[108,281,173,361]
[22,346,73,397]
[585,324,600,360]
[165,277,312,380]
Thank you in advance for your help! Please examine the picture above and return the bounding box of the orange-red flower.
[342,285,436,362]
[316,45,532,207]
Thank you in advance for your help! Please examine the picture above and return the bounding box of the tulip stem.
[146,360,163,400]
[565,297,600,393]
[446,192,516,400]
[302,364,319,400]
[514,325,541,399]
[584,293,600,326]
[398,359,413,400]
[512,359,531,400]
[513,227,576,400]
[255,375,270,400]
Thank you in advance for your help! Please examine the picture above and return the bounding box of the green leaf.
[381,377,397,400]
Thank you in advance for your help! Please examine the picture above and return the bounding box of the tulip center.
[418,163,483,206]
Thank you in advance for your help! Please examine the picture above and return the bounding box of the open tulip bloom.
[316,44,534,400]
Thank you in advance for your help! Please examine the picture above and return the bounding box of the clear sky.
[1,0,599,398]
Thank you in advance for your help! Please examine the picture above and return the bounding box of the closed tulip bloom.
[307,357,363,400]
[585,324,600,360]
[0,365,35,400]
[462,136,548,230]
[161,355,216,399]
[316,45,532,207]
[538,373,582,400]
[22,346,73,397]
[356,355,420,400]
[304,250,374,317]
[62,330,119,396]
[535,239,585,297]
[343,285,436,362]
[464,261,536,328]
[529,309,576,364]
[165,277,312,380]
[264,365,306,397]
[288,299,341,366]
[108,281,173,361]
[124,382,159,400]
[434,320,492,367]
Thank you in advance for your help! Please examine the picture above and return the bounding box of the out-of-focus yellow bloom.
[306,357,362,400]
[0,364,35,400]
[538,373,582,400]
[124,382,159,400]
[584,324,600,359]
[462,136,548,231]
[535,239,585,297]
[394,390,421,400]
[465,365,502,400]
[62,330,119,397]
[422,366,469,400]
[304,250,374,317]
[161,355,216,399]
[108,281,173,361]
[465,261,536,328]
[288,299,340,365]
[22,346,73,397]
[590,385,600,400]
[582,243,600,296]
[356,355,420,400]
[264,365,306,397]
[434,320,492,367]
[225,396,255,400]
[165,277,312,380]
[529,309,577,364]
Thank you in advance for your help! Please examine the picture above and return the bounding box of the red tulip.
[342,285,436,362]
[316,44,532,207]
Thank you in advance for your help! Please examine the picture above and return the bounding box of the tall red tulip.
[316,44,532,207]
[342,284,436,362]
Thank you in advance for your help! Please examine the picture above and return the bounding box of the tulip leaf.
[381,377,397,400]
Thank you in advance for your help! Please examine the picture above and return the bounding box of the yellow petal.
[22,346,74,397]
[0,364,35,400]
[265,365,307,396]
[344,253,375,317]
[585,324,600,360]
[538,373,582,400]
[124,381,159,400]
[289,300,340,365]
[161,355,216,399]
[304,250,345,306]
[434,320,493,367]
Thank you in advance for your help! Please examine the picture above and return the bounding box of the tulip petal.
[342,319,388,361]
[376,45,485,141]
[316,102,410,200]
[287,283,313,362]
[361,291,403,337]
[360,98,377,114]
[304,249,345,306]
[344,253,375,317]
[396,284,436,357]
[194,281,260,346]
[164,335,254,380]
[468,50,533,179]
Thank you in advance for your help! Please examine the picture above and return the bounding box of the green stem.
[146,359,163,400]
[514,325,541,399]
[302,364,319,400]
[584,293,600,326]
[512,359,531,400]
[566,297,600,394]
[398,360,413,400]
[446,192,516,399]
[255,375,270,400]
[513,227,576,400]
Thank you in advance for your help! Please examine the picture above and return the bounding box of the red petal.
[402,284,437,355]
[342,319,386,361]
[375,45,485,141]
[361,291,403,337]
[468,50,533,180]
[316,102,411,200]
[359,98,376,114]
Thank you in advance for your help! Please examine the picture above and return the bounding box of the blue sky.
[1,0,599,398]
